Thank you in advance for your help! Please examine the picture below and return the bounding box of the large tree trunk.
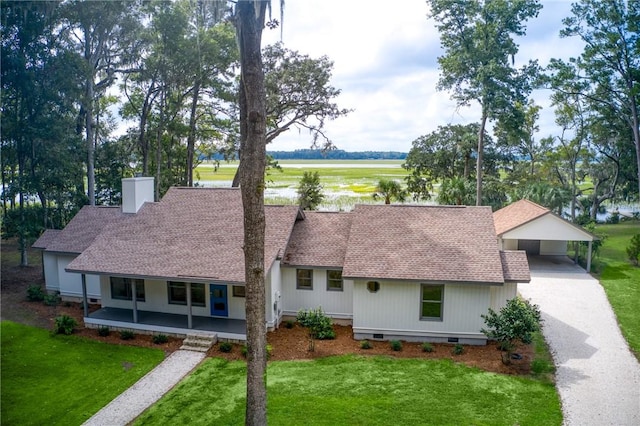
[85,77,96,206]
[476,109,488,206]
[186,81,200,187]
[235,2,268,425]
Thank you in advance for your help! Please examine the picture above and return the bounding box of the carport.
[493,199,597,271]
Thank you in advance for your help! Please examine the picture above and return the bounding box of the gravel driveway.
[519,257,640,426]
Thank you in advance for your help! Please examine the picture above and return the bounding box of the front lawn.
[135,355,562,425]
[0,321,165,425]
[594,222,640,357]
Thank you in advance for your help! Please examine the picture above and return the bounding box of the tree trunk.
[186,81,200,187]
[85,77,96,206]
[476,109,488,206]
[235,2,268,425]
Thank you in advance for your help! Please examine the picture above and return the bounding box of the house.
[34,177,531,344]
[493,199,597,271]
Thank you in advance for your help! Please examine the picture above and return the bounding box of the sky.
[261,0,585,153]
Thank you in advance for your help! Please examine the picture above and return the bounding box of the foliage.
[134,355,562,425]
[219,342,233,353]
[241,344,272,359]
[389,340,403,351]
[53,315,78,335]
[43,292,61,307]
[452,344,464,355]
[152,334,169,344]
[97,326,111,337]
[626,234,640,266]
[297,171,324,210]
[437,178,475,206]
[297,307,336,351]
[578,222,607,264]
[482,298,541,364]
[360,340,373,350]
[1,321,163,426]
[284,320,295,329]
[421,342,434,353]
[26,285,45,302]
[120,330,135,340]
[372,179,407,204]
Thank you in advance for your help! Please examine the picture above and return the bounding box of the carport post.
[131,280,138,323]
[587,240,593,272]
[186,282,193,329]
[81,274,88,318]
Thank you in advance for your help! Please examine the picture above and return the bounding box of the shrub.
[360,340,373,350]
[97,326,110,337]
[421,342,434,353]
[241,344,272,359]
[53,315,77,335]
[482,298,541,364]
[219,342,233,353]
[297,307,335,352]
[43,292,61,306]
[285,320,295,329]
[120,330,135,340]
[452,344,464,355]
[626,233,640,266]
[26,284,45,302]
[390,340,402,351]
[606,211,620,224]
[152,334,169,344]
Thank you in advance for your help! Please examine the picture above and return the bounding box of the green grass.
[593,222,640,357]
[530,330,556,383]
[1,321,165,425]
[135,355,561,425]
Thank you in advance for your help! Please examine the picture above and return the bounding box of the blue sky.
[262,0,585,153]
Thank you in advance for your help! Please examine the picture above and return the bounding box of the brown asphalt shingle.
[493,199,549,236]
[66,188,299,283]
[500,250,531,282]
[40,206,125,254]
[342,204,505,284]
[281,212,352,268]
[32,229,62,249]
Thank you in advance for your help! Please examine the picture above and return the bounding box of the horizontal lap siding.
[281,268,353,317]
[352,281,491,334]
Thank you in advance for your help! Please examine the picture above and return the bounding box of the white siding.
[501,239,518,250]
[266,261,282,327]
[43,252,60,292]
[502,214,593,241]
[540,240,567,255]
[281,267,353,318]
[228,285,246,320]
[489,282,517,312]
[58,255,100,299]
[352,280,491,341]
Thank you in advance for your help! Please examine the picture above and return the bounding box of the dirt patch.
[2,238,532,375]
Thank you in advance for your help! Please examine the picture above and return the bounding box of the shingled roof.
[32,229,62,250]
[66,188,300,283]
[493,199,549,236]
[499,250,531,282]
[281,212,352,268]
[35,206,125,254]
[342,204,506,284]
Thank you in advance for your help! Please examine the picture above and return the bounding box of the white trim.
[352,326,486,340]
[282,310,353,320]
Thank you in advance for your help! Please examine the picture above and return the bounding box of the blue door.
[210,284,228,317]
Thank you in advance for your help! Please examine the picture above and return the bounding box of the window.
[296,269,313,290]
[420,284,444,321]
[168,282,205,307]
[327,270,343,291]
[232,285,246,297]
[110,277,145,301]
[366,281,380,293]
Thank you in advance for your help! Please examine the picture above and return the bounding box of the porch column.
[131,280,138,323]
[81,274,88,318]
[573,241,579,264]
[186,282,193,329]
[587,240,593,272]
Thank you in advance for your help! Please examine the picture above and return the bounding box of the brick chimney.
[122,177,154,213]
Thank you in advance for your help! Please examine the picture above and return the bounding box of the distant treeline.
[266,150,408,160]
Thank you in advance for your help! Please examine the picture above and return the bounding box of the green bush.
[360,340,373,350]
[296,307,335,340]
[152,334,169,344]
[120,330,135,340]
[97,326,110,337]
[452,344,464,355]
[421,342,434,353]
[390,340,402,351]
[53,315,77,335]
[626,233,640,266]
[43,292,61,306]
[26,284,45,302]
[285,320,295,329]
[219,342,233,353]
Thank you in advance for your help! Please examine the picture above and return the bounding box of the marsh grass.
[135,355,561,425]
[1,321,164,425]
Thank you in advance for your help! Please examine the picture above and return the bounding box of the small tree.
[373,179,407,204]
[296,307,335,352]
[627,234,640,266]
[481,298,541,365]
[297,171,324,210]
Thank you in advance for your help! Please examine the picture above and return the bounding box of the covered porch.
[84,307,247,341]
